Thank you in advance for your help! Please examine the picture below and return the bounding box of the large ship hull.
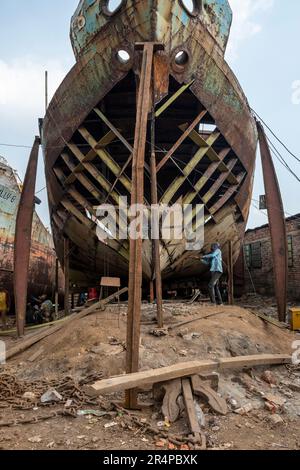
[41,1,257,289]
[0,158,57,302]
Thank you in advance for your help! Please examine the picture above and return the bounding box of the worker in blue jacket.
[202,243,224,305]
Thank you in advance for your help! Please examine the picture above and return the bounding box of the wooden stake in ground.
[228,240,234,305]
[150,113,163,329]
[64,237,70,315]
[125,42,163,409]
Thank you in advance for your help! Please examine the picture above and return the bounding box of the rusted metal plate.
[153,53,170,104]
[257,121,288,322]
[14,137,40,336]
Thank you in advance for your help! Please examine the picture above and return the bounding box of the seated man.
[39,296,54,323]
[202,243,224,306]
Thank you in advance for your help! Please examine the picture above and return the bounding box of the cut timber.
[5,287,128,361]
[161,379,182,423]
[191,375,228,415]
[84,354,291,397]
[182,378,201,435]
[247,309,289,330]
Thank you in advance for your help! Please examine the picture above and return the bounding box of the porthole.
[180,0,200,17]
[103,0,124,16]
[77,15,86,30]
[117,50,131,64]
[175,50,189,66]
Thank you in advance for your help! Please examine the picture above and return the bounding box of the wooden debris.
[199,372,220,391]
[191,375,228,416]
[161,379,182,423]
[182,378,206,449]
[182,378,201,435]
[245,308,289,329]
[27,346,44,363]
[84,354,291,397]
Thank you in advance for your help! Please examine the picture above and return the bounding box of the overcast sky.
[0,0,299,230]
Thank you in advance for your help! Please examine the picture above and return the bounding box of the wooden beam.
[94,108,133,153]
[156,110,207,173]
[228,240,234,305]
[78,126,132,193]
[155,80,195,118]
[202,158,238,205]
[210,172,245,215]
[84,354,291,397]
[67,145,121,205]
[60,153,105,203]
[64,237,70,315]
[151,113,164,328]
[160,129,220,205]
[182,148,231,206]
[61,198,94,228]
[191,375,228,416]
[182,378,201,437]
[126,42,156,409]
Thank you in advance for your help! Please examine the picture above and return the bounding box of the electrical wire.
[252,108,300,164]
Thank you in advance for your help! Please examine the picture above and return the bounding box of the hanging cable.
[252,108,300,164]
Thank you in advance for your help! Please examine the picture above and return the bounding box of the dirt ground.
[0,298,299,451]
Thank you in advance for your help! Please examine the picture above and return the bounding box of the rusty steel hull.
[41,1,258,287]
[0,158,56,304]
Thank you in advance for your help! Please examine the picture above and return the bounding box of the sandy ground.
[0,300,299,451]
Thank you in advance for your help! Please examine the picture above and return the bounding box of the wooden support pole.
[149,281,155,304]
[55,258,59,316]
[151,113,164,328]
[64,237,70,316]
[228,240,234,305]
[14,136,40,337]
[126,42,159,409]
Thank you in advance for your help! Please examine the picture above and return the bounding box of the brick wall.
[243,215,300,301]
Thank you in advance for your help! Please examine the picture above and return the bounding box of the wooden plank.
[64,237,70,315]
[246,309,289,330]
[228,240,234,305]
[126,42,156,410]
[155,80,194,118]
[100,277,121,288]
[191,375,228,416]
[161,379,182,423]
[182,378,201,435]
[6,287,128,361]
[84,354,291,397]
[94,108,133,153]
[78,126,132,192]
[156,110,207,173]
